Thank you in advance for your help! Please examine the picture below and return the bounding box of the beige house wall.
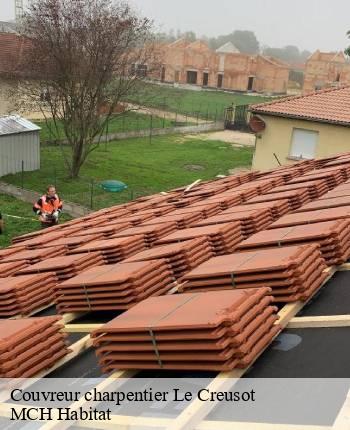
[0,78,14,115]
[252,115,350,171]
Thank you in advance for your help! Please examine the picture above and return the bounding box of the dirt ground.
[185,130,256,147]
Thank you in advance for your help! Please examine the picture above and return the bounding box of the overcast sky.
[1,0,350,52]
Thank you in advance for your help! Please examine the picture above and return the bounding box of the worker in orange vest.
[33,185,63,228]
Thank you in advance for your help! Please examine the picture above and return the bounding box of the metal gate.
[224,105,251,132]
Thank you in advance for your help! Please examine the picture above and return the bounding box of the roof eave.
[249,110,350,128]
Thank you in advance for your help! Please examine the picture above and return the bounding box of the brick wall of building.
[154,39,289,95]
[303,51,350,93]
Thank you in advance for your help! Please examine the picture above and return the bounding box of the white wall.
[0,131,40,177]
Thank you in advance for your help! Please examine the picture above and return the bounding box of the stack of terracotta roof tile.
[223,200,290,220]
[54,260,175,312]
[0,246,66,265]
[111,222,178,247]
[91,289,281,372]
[243,178,284,193]
[318,182,350,199]
[0,273,58,317]
[39,233,104,251]
[180,245,327,302]
[236,171,257,183]
[266,179,329,200]
[17,252,105,281]
[323,157,350,169]
[216,175,241,187]
[268,207,350,229]
[170,202,223,218]
[183,184,228,199]
[194,209,273,238]
[0,261,28,277]
[315,166,350,181]
[287,170,344,189]
[229,185,260,202]
[314,156,339,169]
[141,211,204,229]
[70,223,132,239]
[124,237,214,279]
[10,231,64,250]
[156,222,243,255]
[295,196,350,212]
[253,175,286,187]
[0,246,25,261]
[0,317,69,377]
[11,228,57,244]
[106,213,155,227]
[205,192,242,209]
[237,219,350,266]
[167,195,204,208]
[69,236,146,264]
[131,206,173,217]
[246,189,311,210]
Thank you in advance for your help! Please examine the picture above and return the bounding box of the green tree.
[13,0,153,179]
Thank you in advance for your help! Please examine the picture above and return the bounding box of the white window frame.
[289,128,319,160]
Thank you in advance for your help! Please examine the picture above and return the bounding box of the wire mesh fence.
[0,106,228,211]
[37,109,220,145]
[0,155,158,210]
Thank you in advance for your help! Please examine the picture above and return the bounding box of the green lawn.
[0,194,71,247]
[3,134,254,210]
[126,82,274,120]
[35,111,186,142]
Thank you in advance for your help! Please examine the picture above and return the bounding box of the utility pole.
[15,0,24,23]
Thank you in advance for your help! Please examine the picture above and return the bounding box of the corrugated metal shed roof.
[0,116,41,136]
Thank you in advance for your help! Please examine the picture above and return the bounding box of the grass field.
[36,111,183,142]
[3,134,254,209]
[0,194,71,248]
[126,82,274,120]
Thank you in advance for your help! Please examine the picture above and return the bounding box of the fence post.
[215,106,218,123]
[122,114,126,132]
[196,112,199,125]
[105,119,109,151]
[175,112,178,126]
[90,179,94,209]
[54,167,57,188]
[21,160,24,189]
[149,115,153,145]
[163,113,165,128]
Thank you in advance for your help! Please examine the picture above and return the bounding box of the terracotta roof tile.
[251,86,350,126]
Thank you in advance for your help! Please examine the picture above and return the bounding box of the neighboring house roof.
[0,116,41,136]
[216,42,240,54]
[250,86,350,126]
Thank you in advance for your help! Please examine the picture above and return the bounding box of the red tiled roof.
[251,86,350,126]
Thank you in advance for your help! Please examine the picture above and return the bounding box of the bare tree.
[12,0,156,178]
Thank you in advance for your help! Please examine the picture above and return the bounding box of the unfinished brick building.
[155,39,290,95]
[303,50,350,93]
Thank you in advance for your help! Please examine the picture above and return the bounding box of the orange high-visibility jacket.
[33,194,63,215]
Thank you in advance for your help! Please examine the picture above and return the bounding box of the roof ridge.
[251,85,350,110]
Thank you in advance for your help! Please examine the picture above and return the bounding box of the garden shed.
[0,115,41,177]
